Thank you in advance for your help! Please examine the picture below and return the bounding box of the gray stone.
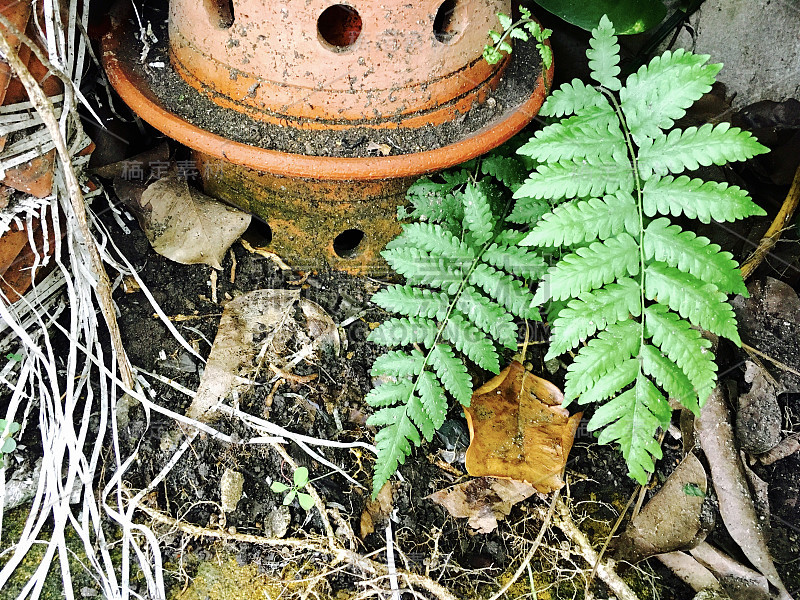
[673,0,800,109]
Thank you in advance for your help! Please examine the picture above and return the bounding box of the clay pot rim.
[102,28,553,182]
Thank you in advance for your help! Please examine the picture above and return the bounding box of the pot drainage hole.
[333,228,365,258]
[318,4,362,50]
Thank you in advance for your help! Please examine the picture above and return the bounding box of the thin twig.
[134,497,459,600]
[487,489,560,600]
[740,162,800,281]
[0,25,134,388]
[547,497,640,600]
[742,342,800,379]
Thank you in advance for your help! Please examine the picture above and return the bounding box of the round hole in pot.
[205,0,234,29]
[333,229,365,258]
[318,4,362,50]
[433,0,467,44]
[243,217,272,247]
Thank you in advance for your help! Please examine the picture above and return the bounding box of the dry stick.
[487,488,560,600]
[548,497,640,600]
[0,28,135,388]
[740,162,800,281]
[134,499,459,600]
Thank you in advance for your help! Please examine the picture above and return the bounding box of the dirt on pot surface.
[111,2,544,158]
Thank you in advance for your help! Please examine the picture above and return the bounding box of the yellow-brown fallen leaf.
[464,361,581,493]
[359,482,394,539]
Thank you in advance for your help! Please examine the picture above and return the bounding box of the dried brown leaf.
[696,386,792,599]
[463,361,581,493]
[359,482,394,539]
[690,542,770,600]
[427,477,537,533]
[138,174,250,270]
[615,453,712,563]
[186,289,300,423]
[92,142,170,179]
[736,361,783,454]
[657,551,724,595]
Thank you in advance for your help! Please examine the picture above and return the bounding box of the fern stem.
[603,88,647,352]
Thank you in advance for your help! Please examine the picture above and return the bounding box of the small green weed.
[270,466,314,510]
[1,419,22,454]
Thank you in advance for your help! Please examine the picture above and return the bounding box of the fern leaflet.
[517,16,767,484]
[367,162,542,496]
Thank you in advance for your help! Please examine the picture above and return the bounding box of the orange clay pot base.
[102,6,553,179]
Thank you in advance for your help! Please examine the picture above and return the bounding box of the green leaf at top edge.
[532,0,666,34]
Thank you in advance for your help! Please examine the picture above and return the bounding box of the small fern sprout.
[512,15,768,484]
[483,6,553,69]
[366,152,546,497]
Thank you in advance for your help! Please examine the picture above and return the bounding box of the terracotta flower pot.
[102,0,553,274]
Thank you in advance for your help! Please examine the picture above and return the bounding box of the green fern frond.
[369,411,420,496]
[463,183,496,246]
[540,78,606,117]
[443,314,501,373]
[515,16,766,485]
[366,149,545,496]
[429,344,473,406]
[364,380,415,407]
[506,195,551,224]
[518,109,625,163]
[416,371,448,432]
[521,192,638,247]
[402,171,469,227]
[469,263,540,320]
[385,222,475,261]
[643,176,766,223]
[514,157,634,201]
[644,303,717,403]
[382,248,465,293]
[547,278,641,359]
[640,343,699,415]
[577,359,639,405]
[480,153,527,190]
[643,219,747,295]
[368,317,439,348]
[588,373,671,484]
[637,123,769,179]
[644,261,740,343]
[370,350,426,378]
[535,234,641,302]
[372,285,450,320]
[456,287,518,350]
[564,320,642,403]
[621,50,721,143]
[587,15,621,91]
[482,244,547,279]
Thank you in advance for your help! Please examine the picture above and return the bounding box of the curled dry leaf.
[92,142,169,179]
[690,542,770,600]
[657,551,724,595]
[184,289,340,424]
[615,453,713,563]
[736,361,783,455]
[186,289,300,423]
[463,361,581,493]
[696,385,792,600]
[427,477,537,534]
[300,298,340,357]
[125,173,250,270]
[359,482,394,539]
